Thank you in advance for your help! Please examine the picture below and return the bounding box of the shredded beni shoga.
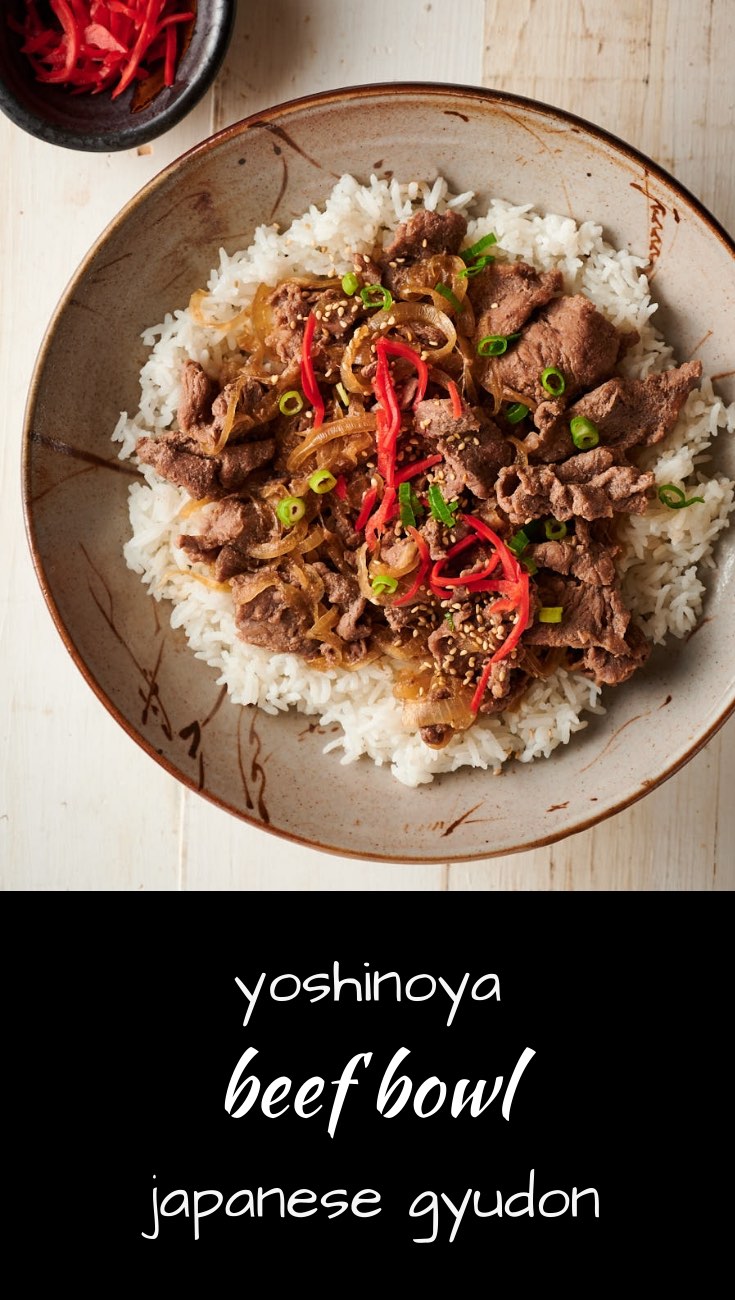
[135,207,703,749]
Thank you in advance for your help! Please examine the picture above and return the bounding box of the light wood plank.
[181,803,449,891]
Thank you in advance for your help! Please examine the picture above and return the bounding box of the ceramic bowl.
[22,83,735,861]
[0,0,235,152]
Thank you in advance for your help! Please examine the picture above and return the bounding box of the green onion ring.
[434,282,463,313]
[308,469,337,495]
[507,528,530,557]
[360,284,393,310]
[341,272,359,296]
[544,519,568,540]
[278,389,304,416]
[506,402,529,424]
[276,496,306,528]
[657,484,705,509]
[371,574,399,596]
[462,231,497,263]
[541,366,566,396]
[569,415,599,449]
[538,605,564,623]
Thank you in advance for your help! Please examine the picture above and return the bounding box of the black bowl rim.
[0,0,236,152]
[21,80,735,862]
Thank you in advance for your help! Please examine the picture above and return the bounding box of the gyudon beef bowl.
[23,84,735,861]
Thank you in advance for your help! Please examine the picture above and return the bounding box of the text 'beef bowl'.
[23,84,735,861]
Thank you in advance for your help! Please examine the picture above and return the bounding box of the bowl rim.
[0,0,236,152]
[21,80,735,863]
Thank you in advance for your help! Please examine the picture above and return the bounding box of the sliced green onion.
[477,331,520,357]
[522,556,538,576]
[341,272,359,295]
[541,366,566,396]
[569,415,599,450]
[544,519,568,540]
[398,480,422,529]
[335,381,349,407]
[434,282,463,313]
[444,613,455,630]
[657,484,705,510]
[462,231,497,263]
[276,496,306,528]
[308,468,337,495]
[427,484,458,526]
[360,284,393,310]
[457,255,494,278]
[538,605,564,623]
[506,402,529,424]
[278,389,304,416]
[371,573,398,596]
[507,528,530,557]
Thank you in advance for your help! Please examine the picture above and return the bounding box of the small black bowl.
[0,0,236,152]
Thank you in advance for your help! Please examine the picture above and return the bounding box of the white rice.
[112,175,735,786]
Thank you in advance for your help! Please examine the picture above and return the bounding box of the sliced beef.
[496,447,654,523]
[476,663,530,715]
[312,563,370,642]
[353,250,382,283]
[479,294,626,407]
[524,574,631,656]
[312,287,363,340]
[327,494,363,551]
[379,532,420,571]
[178,361,216,440]
[210,375,275,439]
[468,260,563,339]
[382,208,467,266]
[177,497,276,581]
[525,360,703,463]
[136,433,276,498]
[420,516,452,561]
[231,572,315,656]
[414,397,513,498]
[426,622,527,719]
[533,521,618,586]
[579,623,651,686]
[178,360,276,449]
[265,281,305,363]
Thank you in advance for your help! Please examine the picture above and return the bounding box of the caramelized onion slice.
[340,323,375,395]
[287,413,378,472]
[366,302,457,361]
[189,290,254,339]
[207,371,249,455]
[248,519,308,559]
[162,567,232,594]
[399,684,475,734]
[306,605,343,652]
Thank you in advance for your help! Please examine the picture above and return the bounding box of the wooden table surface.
[2,0,733,891]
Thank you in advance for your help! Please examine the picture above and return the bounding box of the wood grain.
[1,0,732,890]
